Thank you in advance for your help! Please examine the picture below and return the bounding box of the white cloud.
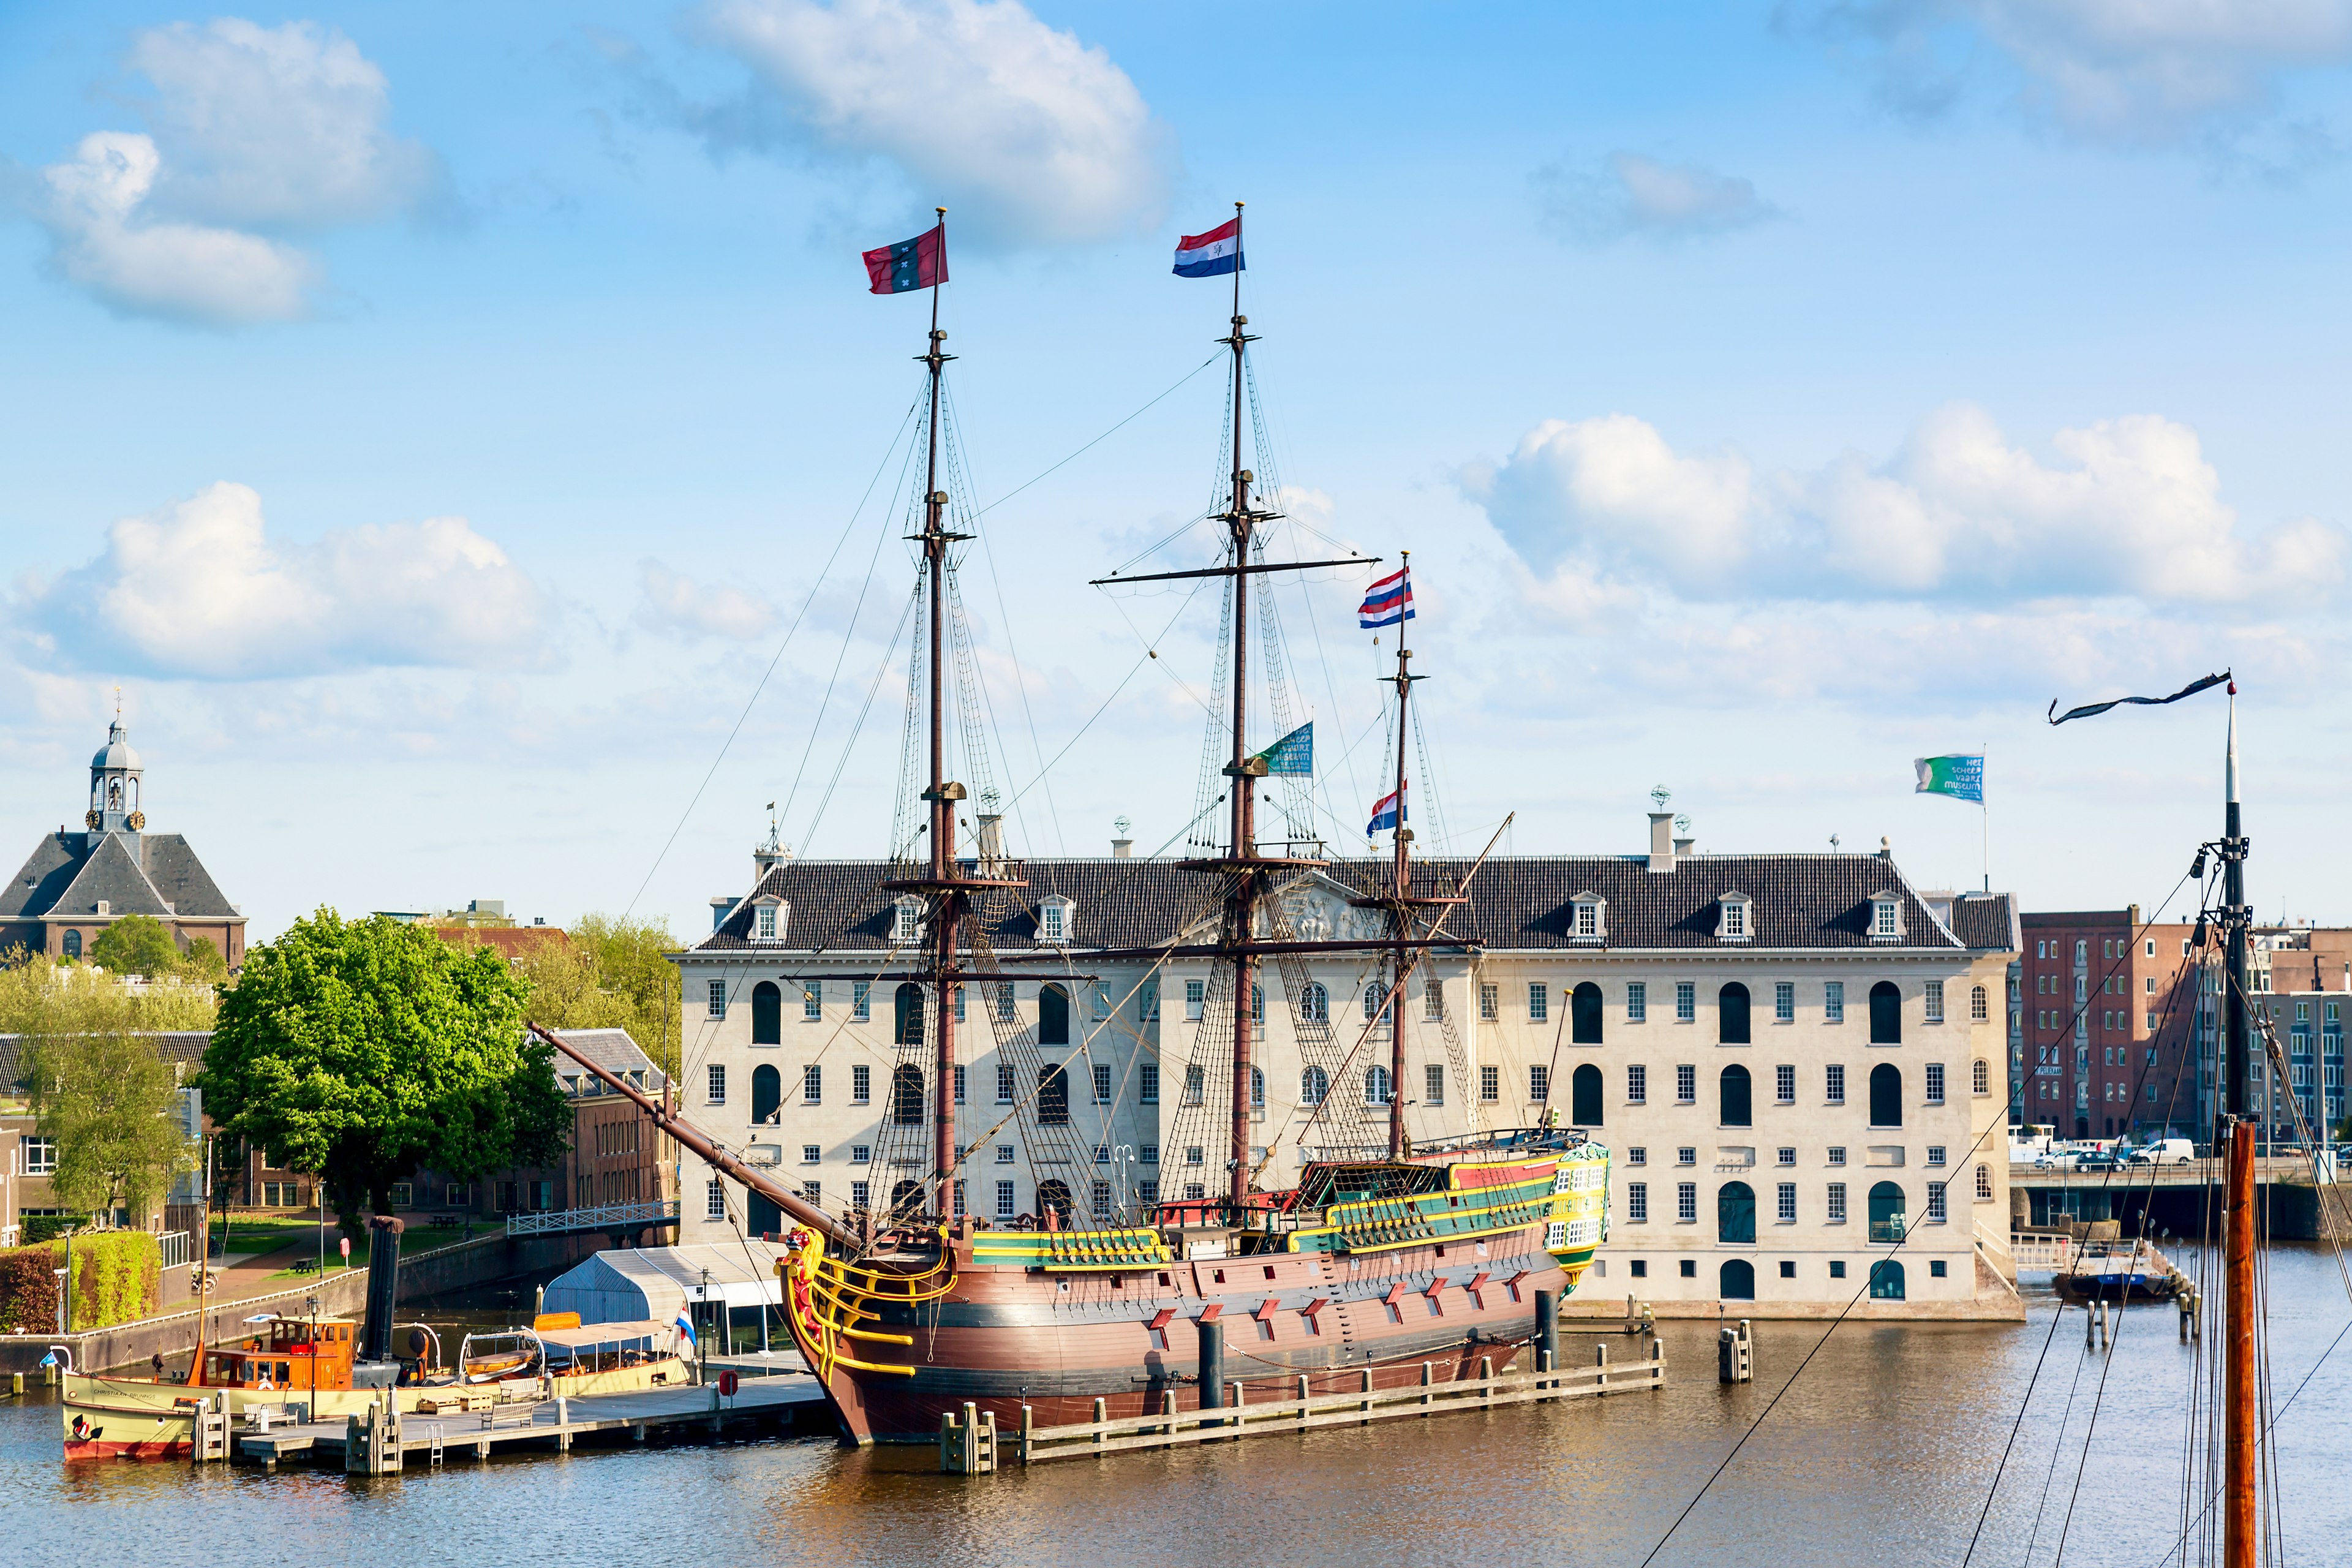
[634,559,778,641]
[20,482,547,680]
[1790,1,2352,139]
[34,132,317,325]
[690,0,1172,246]
[1535,152,1780,242]
[20,20,433,325]
[126,19,438,227]
[1468,402,2348,606]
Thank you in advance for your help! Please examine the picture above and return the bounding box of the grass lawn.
[254,1224,473,1281]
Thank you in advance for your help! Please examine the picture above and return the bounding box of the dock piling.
[1295,1374,1310,1431]
[1478,1356,1493,1409]
[1198,1319,1224,1428]
[1537,1289,1559,1371]
[1719,1319,1754,1384]
[1092,1397,1107,1452]
[1595,1341,1609,1396]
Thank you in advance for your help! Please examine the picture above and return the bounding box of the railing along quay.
[998,1342,1665,1466]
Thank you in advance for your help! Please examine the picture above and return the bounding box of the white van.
[2125,1137,2197,1166]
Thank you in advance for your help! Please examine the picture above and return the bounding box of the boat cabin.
[198,1316,359,1392]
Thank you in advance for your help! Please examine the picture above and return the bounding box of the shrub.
[0,1232,160,1332]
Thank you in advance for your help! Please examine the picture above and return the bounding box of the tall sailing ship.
[546,205,1607,1445]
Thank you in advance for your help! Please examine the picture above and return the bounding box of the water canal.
[6,1249,2348,1567]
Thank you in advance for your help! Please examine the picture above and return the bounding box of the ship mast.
[1385,560,1415,1156]
[2218,687,2256,1568]
[1220,202,1266,1210]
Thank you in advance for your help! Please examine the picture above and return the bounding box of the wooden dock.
[232,1376,829,1471]
[1006,1343,1665,1466]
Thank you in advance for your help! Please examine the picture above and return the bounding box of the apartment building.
[671,812,2021,1318]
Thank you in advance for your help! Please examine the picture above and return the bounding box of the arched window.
[1720,1259,1756,1301]
[1252,984,1265,1023]
[751,1063,782,1124]
[888,1179,924,1220]
[1363,983,1382,1021]
[1868,1181,1905,1243]
[893,982,924,1045]
[1975,1163,1993,1201]
[1038,984,1070,1045]
[1366,1065,1393,1105]
[1717,1180,1756,1245]
[1571,1063,1603,1126]
[1572,982,1604,1045]
[1970,984,1989,1022]
[891,1064,925,1125]
[1251,1066,1265,1107]
[1719,982,1752,1044]
[1869,1063,1902,1128]
[1301,1066,1329,1106]
[1036,1065,1069,1125]
[1868,1259,1906,1300]
[1973,1058,1990,1096]
[1037,1179,1074,1228]
[1720,1064,1752,1127]
[1300,982,1329,1023]
[62,930,81,960]
[1869,981,1902,1044]
[752,981,782,1046]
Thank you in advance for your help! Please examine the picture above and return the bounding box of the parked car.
[2076,1152,2120,1172]
[2126,1138,2198,1166]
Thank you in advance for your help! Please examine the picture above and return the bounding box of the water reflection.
[4,1250,2347,1567]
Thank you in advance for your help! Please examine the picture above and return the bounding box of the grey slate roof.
[0,831,238,921]
[545,1027,669,1092]
[1946,892,2021,954]
[693,854,2019,956]
[0,1030,211,1092]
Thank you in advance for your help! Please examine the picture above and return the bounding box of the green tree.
[89,914,181,979]
[198,910,568,1226]
[0,947,217,1032]
[515,913,680,1079]
[176,936,229,984]
[20,989,193,1223]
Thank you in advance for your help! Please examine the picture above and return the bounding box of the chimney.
[1647,812,1675,873]
[1672,835,1695,859]
[710,896,733,932]
[1111,836,1133,858]
[976,812,1005,867]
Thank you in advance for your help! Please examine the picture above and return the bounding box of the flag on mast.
[1913,755,1984,804]
[1367,783,1406,835]
[1172,217,1242,277]
[1359,567,1414,628]
[862,223,947,294]
[1252,722,1313,777]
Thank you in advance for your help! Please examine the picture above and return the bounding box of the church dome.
[91,720,141,772]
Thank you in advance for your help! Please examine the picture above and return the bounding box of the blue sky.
[4,1,2350,943]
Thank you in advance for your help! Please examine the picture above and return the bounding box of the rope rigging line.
[620,393,921,920]
[972,352,1222,518]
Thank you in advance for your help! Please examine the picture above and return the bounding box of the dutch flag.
[1367,783,1406,836]
[674,1308,696,1355]
[1359,567,1414,629]
[1173,217,1243,279]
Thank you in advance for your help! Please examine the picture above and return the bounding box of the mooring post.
[1360,1366,1374,1423]
[1537,1288,1559,1381]
[1229,1380,1245,1440]
[962,1401,981,1472]
[1197,1317,1225,1428]
[1092,1396,1107,1451]
[1479,1355,1493,1408]
[1019,1403,1033,1464]
[1650,1335,1664,1389]
[1595,1340,1609,1396]
[1296,1373,1310,1431]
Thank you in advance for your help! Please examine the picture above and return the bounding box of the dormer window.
[1716,892,1753,942]
[1039,897,1074,944]
[891,897,923,945]
[753,897,788,943]
[1570,892,1607,943]
[1870,892,1904,942]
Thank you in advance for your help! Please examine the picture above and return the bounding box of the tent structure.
[538,1242,791,1326]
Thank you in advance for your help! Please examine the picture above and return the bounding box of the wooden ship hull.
[776,1139,1607,1444]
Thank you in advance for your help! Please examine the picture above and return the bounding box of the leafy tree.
[0,947,217,1032]
[198,911,568,1227]
[89,913,180,979]
[176,936,229,984]
[20,989,193,1223]
[512,913,681,1079]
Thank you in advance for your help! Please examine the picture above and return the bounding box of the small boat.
[2051,1238,2185,1303]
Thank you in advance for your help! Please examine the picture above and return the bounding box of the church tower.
[86,716,145,845]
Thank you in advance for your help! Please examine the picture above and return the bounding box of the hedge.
[0,1232,161,1333]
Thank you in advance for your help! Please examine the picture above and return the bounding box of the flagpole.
[1981,739,1989,893]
